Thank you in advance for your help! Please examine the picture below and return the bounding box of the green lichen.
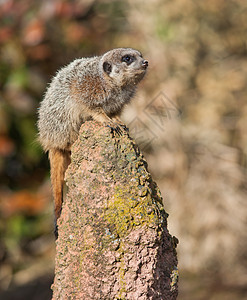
[104,185,160,239]
[116,249,127,300]
[170,267,179,291]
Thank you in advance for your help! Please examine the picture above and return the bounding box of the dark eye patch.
[103,61,112,74]
[121,55,135,65]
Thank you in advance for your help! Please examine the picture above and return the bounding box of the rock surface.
[52,121,178,300]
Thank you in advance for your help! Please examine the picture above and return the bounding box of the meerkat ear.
[103,61,112,74]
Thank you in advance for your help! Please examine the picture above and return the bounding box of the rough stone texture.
[52,121,178,300]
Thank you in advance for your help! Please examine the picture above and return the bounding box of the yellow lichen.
[104,185,159,238]
[170,267,179,291]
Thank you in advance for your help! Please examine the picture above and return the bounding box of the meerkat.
[37,48,148,229]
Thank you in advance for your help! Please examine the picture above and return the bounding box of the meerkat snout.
[142,60,148,68]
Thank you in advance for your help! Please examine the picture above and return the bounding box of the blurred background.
[0,0,246,299]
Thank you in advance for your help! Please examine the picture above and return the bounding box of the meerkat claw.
[115,126,123,136]
[106,125,123,136]
[120,124,129,132]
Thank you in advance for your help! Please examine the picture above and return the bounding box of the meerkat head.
[100,48,148,87]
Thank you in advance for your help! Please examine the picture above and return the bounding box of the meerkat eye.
[121,55,135,65]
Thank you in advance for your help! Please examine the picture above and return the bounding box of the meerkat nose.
[142,60,148,68]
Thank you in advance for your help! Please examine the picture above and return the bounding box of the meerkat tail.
[49,148,71,221]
